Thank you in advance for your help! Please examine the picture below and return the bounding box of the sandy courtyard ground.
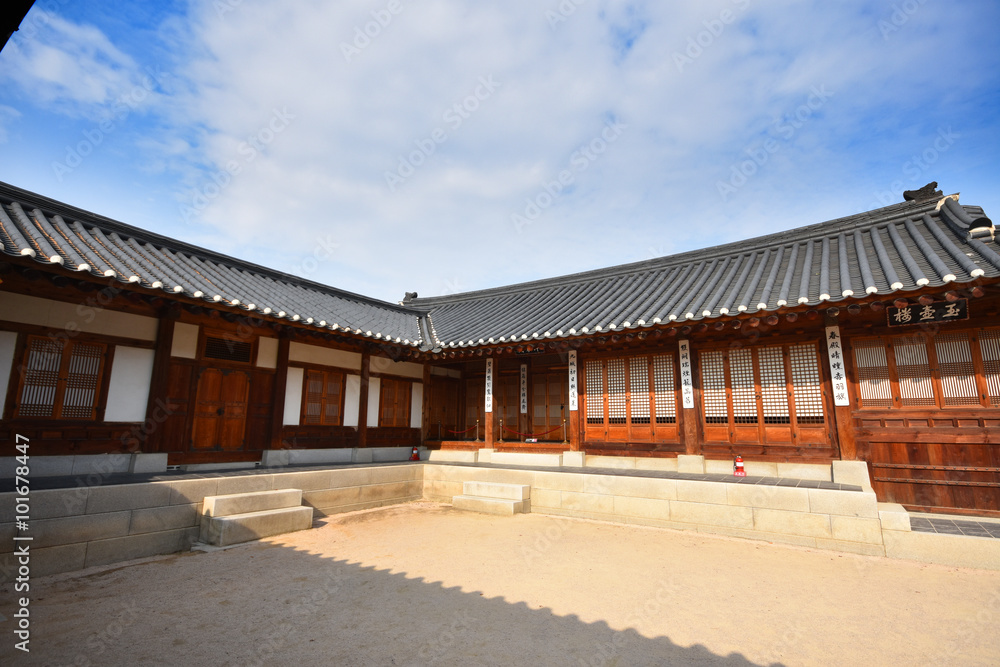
[2,501,998,666]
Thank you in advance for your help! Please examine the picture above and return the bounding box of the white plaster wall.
[283,367,304,426]
[104,347,155,422]
[343,374,361,428]
[410,382,423,429]
[370,357,423,378]
[367,377,381,427]
[256,336,278,368]
[0,292,158,341]
[0,331,18,412]
[288,342,361,370]
[171,322,199,358]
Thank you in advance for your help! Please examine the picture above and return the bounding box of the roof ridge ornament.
[903,181,943,202]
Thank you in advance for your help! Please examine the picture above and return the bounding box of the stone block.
[371,447,413,462]
[830,516,884,544]
[0,522,15,553]
[289,448,353,465]
[21,487,91,520]
[303,487,362,510]
[181,461,258,473]
[358,481,415,503]
[201,506,313,547]
[670,501,753,529]
[744,461,779,478]
[561,451,586,467]
[129,503,199,535]
[216,474,275,496]
[86,527,200,567]
[271,470,334,491]
[532,471,585,493]
[753,508,832,538]
[613,496,671,521]
[585,475,677,501]
[677,455,705,474]
[675,479,729,505]
[776,462,831,481]
[530,488,561,509]
[726,484,810,513]
[328,467,373,487]
[877,503,911,532]
[32,512,131,549]
[832,460,873,491]
[351,448,374,463]
[421,480,464,500]
[261,449,291,467]
[129,453,168,474]
[463,481,530,500]
[20,543,88,579]
[86,483,172,514]
[807,489,878,518]
[560,492,614,514]
[29,456,75,478]
[491,452,562,467]
[428,450,477,463]
[72,453,128,476]
[705,459,736,475]
[452,495,528,515]
[165,478,220,506]
[203,489,302,517]
[370,465,419,484]
[584,455,635,469]
[883,530,1000,570]
[477,448,494,463]
[634,457,678,472]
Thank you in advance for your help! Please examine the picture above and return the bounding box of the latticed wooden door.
[16,336,106,420]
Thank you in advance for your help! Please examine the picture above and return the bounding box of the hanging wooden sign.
[484,358,494,413]
[519,363,528,414]
[568,351,578,411]
[678,340,694,409]
[886,299,968,327]
[825,326,850,407]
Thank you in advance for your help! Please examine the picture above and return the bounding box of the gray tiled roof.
[412,195,998,348]
[0,182,426,346]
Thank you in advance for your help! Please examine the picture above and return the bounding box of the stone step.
[462,481,531,500]
[202,489,303,518]
[453,495,529,516]
[200,506,314,547]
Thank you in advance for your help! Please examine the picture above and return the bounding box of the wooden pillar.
[567,350,581,450]
[421,363,431,444]
[142,311,176,453]
[358,350,370,448]
[268,335,290,450]
[678,339,701,455]
[825,316,856,460]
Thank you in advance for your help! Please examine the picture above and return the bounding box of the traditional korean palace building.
[1,181,999,516]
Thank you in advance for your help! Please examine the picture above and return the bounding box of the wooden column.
[421,363,431,444]
[142,311,176,453]
[268,335,291,450]
[679,339,701,455]
[567,350,581,450]
[358,350,370,448]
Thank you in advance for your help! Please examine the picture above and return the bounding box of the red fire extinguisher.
[410,446,420,461]
[734,454,746,477]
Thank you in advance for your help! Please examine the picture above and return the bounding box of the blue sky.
[0,0,997,303]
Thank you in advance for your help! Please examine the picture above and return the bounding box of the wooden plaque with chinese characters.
[886,299,968,327]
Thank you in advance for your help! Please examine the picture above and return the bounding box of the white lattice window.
[789,344,824,423]
[701,350,727,424]
[629,357,650,424]
[758,346,789,424]
[585,360,604,424]
[853,337,892,408]
[652,354,676,423]
[981,328,1000,407]
[729,348,757,424]
[934,332,979,406]
[893,339,934,407]
[607,358,627,425]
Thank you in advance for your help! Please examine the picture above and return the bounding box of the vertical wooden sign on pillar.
[519,363,528,437]
[484,358,494,447]
[825,323,856,460]
[567,350,580,450]
[678,339,699,455]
